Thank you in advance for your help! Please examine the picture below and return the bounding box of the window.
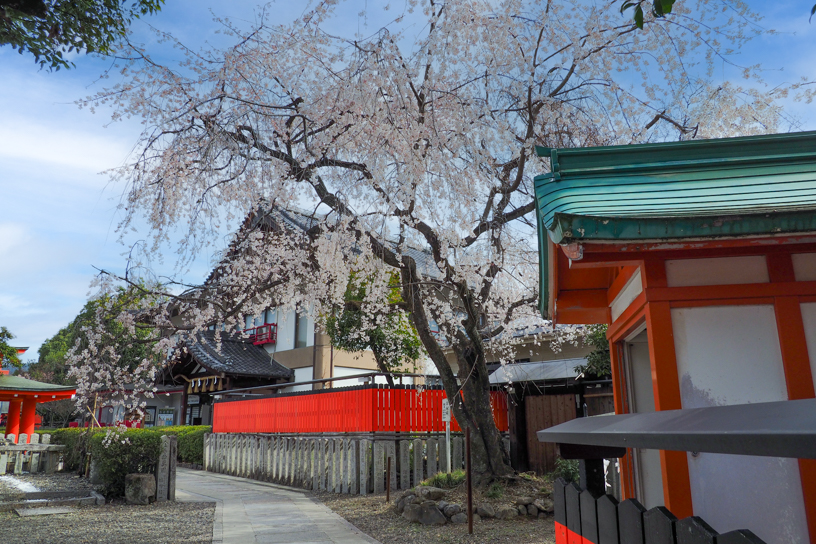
[295,312,309,348]
[264,308,276,324]
[244,315,253,330]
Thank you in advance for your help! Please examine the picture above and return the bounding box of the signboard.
[442,398,451,422]
[187,395,200,405]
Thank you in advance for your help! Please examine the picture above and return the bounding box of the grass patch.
[421,469,466,489]
[485,482,504,499]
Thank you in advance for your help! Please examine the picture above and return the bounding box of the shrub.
[177,427,208,465]
[49,428,103,471]
[422,469,466,489]
[554,458,580,484]
[89,429,162,497]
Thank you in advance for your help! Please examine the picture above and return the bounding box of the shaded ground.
[0,501,214,544]
[313,473,557,544]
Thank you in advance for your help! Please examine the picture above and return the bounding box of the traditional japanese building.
[534,131,816,543]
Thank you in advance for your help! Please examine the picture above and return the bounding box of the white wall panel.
[800,302,816,394]
[792,253,816,281]
[610,268,643,322]
[671,305,808,544]
[665,256,768,287]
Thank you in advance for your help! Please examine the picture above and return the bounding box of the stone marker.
[15,507,76,517]
[156,435,177,502]
[0,451,8,475]
[359,439,371,495]
[373,441,385,493]
[168,435,177,501]
[125,473,156,505]
[413,439,423,487]
[438,436,448,473]
[426,438,437,477]
[156,436,171,502]
[399,440,410,490]
[452,437,463,470]
[386,441,397,492]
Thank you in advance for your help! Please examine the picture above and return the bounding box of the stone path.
[176,468,381,544]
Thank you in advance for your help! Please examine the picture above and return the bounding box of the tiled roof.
[183,330,293,380]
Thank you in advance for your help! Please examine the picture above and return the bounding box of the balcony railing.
[244,323,277,346]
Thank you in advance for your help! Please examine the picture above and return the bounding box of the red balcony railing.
[244,323,277,346]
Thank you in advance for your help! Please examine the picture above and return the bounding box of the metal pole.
[386,456,391,503]
[466,427,473,535]
[445,420,451,473]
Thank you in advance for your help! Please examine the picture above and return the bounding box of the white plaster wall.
[800,302,816,394]
[332,365,414,388]
[626,332,664,509]
[671,305,808,544]
[275,309,296,352]
[665,256,768,287]
[278,366,314,393]
[611,268,643,322]
[792,253,816,281]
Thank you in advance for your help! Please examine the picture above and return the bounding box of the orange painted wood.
[212,386,509,434]
[606,292,646,340]
[773,295,816,542]
[645,301,692,519]
[607,265,642,305]
[646,281,816,303]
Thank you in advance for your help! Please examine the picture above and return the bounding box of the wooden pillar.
[20,398,37,442]
[642,259,692,519]
[5,400,21,438]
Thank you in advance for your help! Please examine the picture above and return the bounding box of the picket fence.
[212,384,509,434]
[553,479,766,544]
[203,432,509,494]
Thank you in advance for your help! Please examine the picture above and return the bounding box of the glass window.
[254,314,264,327]
[244,315,253,330]
[295,312,309,348]
[264,308,276,324]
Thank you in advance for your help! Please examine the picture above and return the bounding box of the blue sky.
[1,0,814,362]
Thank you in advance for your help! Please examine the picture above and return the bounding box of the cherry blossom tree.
[72,0,797,481]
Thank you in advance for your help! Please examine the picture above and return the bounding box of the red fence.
[212,385,509,434]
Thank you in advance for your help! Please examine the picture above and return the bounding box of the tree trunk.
[399,260,513,484]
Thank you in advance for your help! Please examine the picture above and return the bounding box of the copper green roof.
[0,374,76,392]
[534,131,816,318]
[535,131,816,245]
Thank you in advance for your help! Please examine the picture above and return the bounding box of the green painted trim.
[549,208,816,244]
[0,375,76,392]
[536,199,549,319]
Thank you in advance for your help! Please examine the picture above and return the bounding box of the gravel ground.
[313,476,557,544]
[0,473,96,495]
[0,501,215,544]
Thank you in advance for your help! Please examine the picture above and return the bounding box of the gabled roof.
[181,330,294,380]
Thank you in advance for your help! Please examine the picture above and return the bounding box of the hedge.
[46,425,211,477]
[89,429,164,497]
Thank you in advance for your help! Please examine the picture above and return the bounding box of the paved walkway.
[176,468,381,544]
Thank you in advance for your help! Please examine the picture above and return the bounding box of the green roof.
[534,131,816,318]
[0,374,76,392]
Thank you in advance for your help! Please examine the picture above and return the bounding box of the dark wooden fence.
[553,478,766,544]
[525,394,577,473]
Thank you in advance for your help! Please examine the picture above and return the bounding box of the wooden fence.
[0,433,63,475]
[553,478,765,544]
[212,384,509,434]
[203,432,509,494]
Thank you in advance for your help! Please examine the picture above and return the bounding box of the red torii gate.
[0,375,76,443]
